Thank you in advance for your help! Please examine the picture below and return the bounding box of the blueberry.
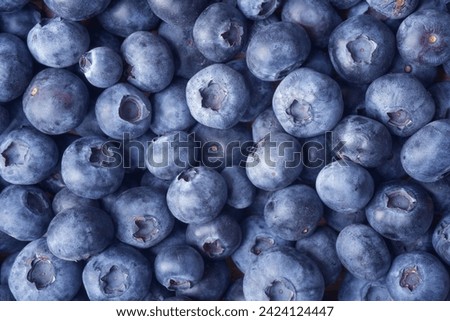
[264,184,323,241]
[336,224,391,281]
[246,21,311,81]
[146,131,197,181]
[186,63,250,129]
[140,171,172,193]
[95,83,152,139]
[27,18,90,68]
[389,54,438,87]
[400,119,450,182]
[154,244,204,291]
[365,181,434,242]
[332,115,392,168]
[0,230,27,254]
[386,251,450,300]
[272,68,344,138]
[231,215,293,273]
[88,26,122,53]
[79,47,123,89]
[328,14,395,84]
[251,108,285,143]
[299,133,330,184]
[72,104,105,138]
[221,165,256,209]
[281,0,341,49]
[432,215,450,265]
[176,260,230,300]
[0,127,59,185]
[1,252,19,285]
[365,73,435,137]
[52,187,99,214]
[366,0,419,19]
[243,246,324,301]
[328,0,361,9]
[0,4,41,39]
[146,0,208,27]
[8,238,82,301]
[143,281,174,301]
[46,206,114,261]
[223,277,245,301]
[193,3,247,63]
[316,160,374,212]
[0,0,29,13]
[388,229,434,256]
[146,222,187,257]
[0,105,9,135]
[150,78,197,135]
[246,132,303,191]
[23,68,89,135]
[0,33,33,103]
[186,214,242,259]
[0,284,14,301]
[419,176,450,212]
[325,209,366,232]
[111,186,174,249]
[83,243,152,301]
[44,0,111,21]
[121,31,174,93]
[97,0,160,38]
[158,22,212,80]
[428,81,450,120]
[338,273,393,301]
[0,184,52,241]
[166,166,228,224]
[61,136,125,199]
[237,0,279,20]
[303,49,334,76]
[397,9,450,66]
[375,136,407,181]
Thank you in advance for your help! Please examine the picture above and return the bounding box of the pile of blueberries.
[0,0,450,301]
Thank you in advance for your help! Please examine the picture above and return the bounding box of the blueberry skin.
[95,83,152,140]
[338,273,393,301]
[193,122,252,171]
[0,105,9,135]
[44,0,110,21]
[281,0,341,49]
[246,132,303,192]
[61,136,125,199]
[97,0,160,38]
[365,73,435,137]
[386,251,450,301]
[231,215,293,273]
[146,131,197,181]
[140,171,172,193]
[0,184,52,241]
[375,136,407,181]
[0,284,14,301]
[336,224,391,281]
[158,22,212,80]
[79,47,123,89]
[397,9,450,67]
[325,209,366,232]
[52,187,99,214]
[388,229,434,256]
[166,166,228,224]
[146,0,208,27]
[419,176,450,212]
[0,33,33,103]
[111,186,174,249]
[389,54,438,87]
[154,245,204,291]
[186,214,242,260]
[246,21,311,82]
[121,31,174,93]
[272,68,344,138]
[315,160,374,212]
[150,78,197,135]
[147,222,186,257]
[328,14,395,84]
[432,215,450,265]
[224,277,245,301]
[264,184,323,241]
[332,115,392,168]
[1,252,19,284]
[46,206,114,262]
[23,68,89,135]
[329,0,361,9]
[186,63,250,129]
[8,238,82,301]
[303,49,334,76]
[176,260,230,300]
[221,166,256,209]
[243,246,324,301]
[83,243,152,301]
[366,0,418,19]
[429,82,450,120]
[365,181,434,242]
[299,133,330,185]
[88,26,122,53]
[27,18,90,68]
[237,0,280,20]
[0,230,27,254]
[193,3,247,63]
[0,4,41,39]
[0,127,59,185]
[295,226,341,286]
[0,0,28,12]
[401,120,450,183]
[252,108,285,143]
